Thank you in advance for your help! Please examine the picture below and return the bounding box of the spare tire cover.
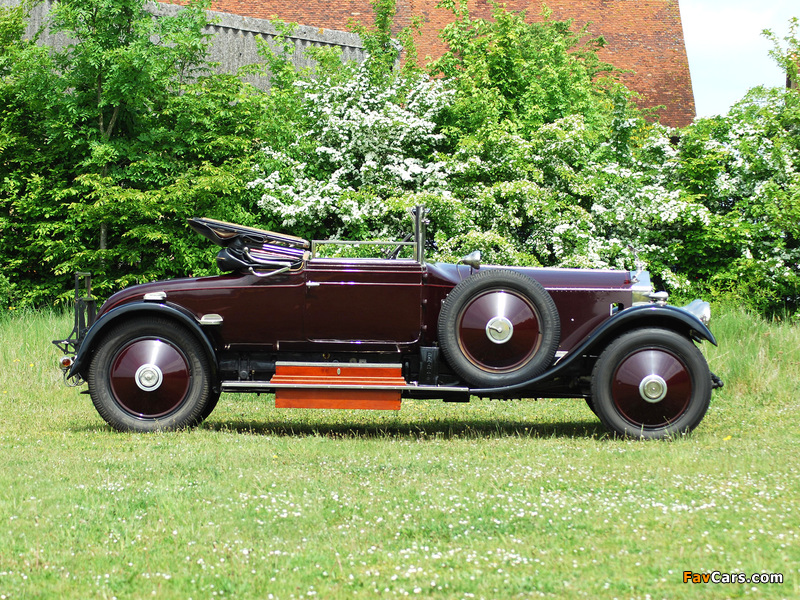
[437,269,560,388]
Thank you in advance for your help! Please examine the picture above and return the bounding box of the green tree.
[46,0,211,250]
[764,16,799,86]
[430,1,628,139]
[0,0,270,305]
[0,4,61,305]
[49,0,210,145]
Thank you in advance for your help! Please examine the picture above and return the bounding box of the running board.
[220,361,469,409]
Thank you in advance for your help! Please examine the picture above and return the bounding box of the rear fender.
[69,302,218,381]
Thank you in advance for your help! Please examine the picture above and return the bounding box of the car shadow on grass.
[201,418,606,439]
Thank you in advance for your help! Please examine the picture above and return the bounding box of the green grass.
[0,307,798,599]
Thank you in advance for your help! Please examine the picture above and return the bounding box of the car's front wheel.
[590,328,712,439]
[87,318,215,432]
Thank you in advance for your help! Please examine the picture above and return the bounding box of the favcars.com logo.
[683,571,784,584]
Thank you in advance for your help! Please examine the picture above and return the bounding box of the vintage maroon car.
[54,207,722,438]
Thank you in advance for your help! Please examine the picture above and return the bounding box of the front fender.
[582,303,716,348]
[470,303,716,395]
[69,302,218,380]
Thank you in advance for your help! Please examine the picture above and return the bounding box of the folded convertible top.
[187,217,310,250]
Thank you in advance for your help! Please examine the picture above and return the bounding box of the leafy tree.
[48,0,211,144]
[0,4,61,305]
[0,0,270,304]
[672,86,800,312]
[764,17,800,87]
[430,1,628,139]
[46,0,212,250]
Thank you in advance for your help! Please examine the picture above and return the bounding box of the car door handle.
[306,281,320,287]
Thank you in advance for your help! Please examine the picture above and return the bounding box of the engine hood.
[426,262,635,290]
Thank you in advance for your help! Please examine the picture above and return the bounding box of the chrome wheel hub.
[639,374,668,403]
[135,364,164,392]
[485,316,514,344]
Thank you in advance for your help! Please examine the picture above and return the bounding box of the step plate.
[271,362,405,410]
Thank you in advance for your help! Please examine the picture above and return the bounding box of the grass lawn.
[0,307,797,599]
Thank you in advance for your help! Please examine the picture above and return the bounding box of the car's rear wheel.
[88,318,214,432]
[438,269,560,388]
[590,328,711,439]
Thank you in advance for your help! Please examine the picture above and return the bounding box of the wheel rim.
[108,338,191,418]
[611,348,693,428]
[457,289,543,373]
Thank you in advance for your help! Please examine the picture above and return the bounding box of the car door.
[303,258,424,347]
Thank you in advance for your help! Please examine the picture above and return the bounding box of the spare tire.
[437,269,560,388]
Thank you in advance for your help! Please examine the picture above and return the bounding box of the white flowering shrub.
[248,56,454,240]
[433,114,712,283]
[673,87,800,310]
[436,87,800,313]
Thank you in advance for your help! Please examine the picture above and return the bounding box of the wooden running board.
[270,362,405,410]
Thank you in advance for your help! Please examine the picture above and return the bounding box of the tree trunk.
[100,222,107,251]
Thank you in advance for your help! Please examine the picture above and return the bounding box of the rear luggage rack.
[52,272,97,384]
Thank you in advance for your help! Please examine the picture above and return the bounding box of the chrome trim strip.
[221,381,469,393]
[310,240,415,259]
[248,266,290,278]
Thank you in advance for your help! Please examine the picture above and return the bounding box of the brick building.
[162,0,696,127]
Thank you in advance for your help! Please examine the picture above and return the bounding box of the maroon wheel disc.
[457,289,543,372]
[108,338,191,418]
[611,348,692,428]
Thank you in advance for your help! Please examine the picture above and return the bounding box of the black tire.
[591,328,712,439]
[438,269,560,387]
[200,391,221,422]
[87,318,215,432]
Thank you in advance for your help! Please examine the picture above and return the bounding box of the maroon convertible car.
[54,207,722,438]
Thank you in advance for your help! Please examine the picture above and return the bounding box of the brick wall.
[163,0,695,126]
